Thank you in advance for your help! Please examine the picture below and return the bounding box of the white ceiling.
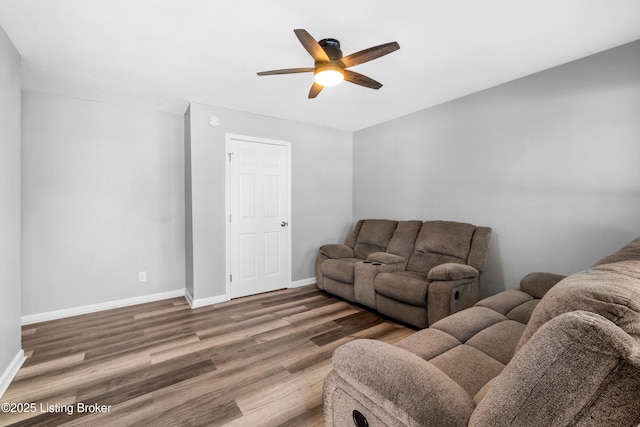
[1,0,639,131]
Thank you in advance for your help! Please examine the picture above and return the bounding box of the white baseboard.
[291,277,316,288]
[183,279,316,309]
[0,350,26,398]
[184,291,195,307]
[184,292,228,309]
[21,289,186,325]
[20,280,318,323]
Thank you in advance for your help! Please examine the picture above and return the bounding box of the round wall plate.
[208,115,221,127]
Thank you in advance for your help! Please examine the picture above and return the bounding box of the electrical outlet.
[139,271,147,282]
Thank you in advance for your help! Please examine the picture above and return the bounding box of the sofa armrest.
[327,339,474,426]
[471,311,640,426]
[367,252,406,265]
[428,278,481,326]
[428,263,479,281]
[320,243,354,259]
[519,272,567,299]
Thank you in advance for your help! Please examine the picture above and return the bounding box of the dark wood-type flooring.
[1,285,414,426]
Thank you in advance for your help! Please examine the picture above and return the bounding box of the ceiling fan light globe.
[314,65,344,87]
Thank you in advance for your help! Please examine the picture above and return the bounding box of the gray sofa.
[323,237,640,426]
[316,219,492,328]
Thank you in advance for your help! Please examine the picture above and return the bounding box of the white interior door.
[227,135,291,299]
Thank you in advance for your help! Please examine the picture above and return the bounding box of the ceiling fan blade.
[294,29,330,63]
[344,70,383,89]
[257,67,314,76]
[340,41,400,68]
[308,82,324,98]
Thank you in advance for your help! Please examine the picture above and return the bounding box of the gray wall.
[354,40,640,297]
[186,103,353,300]
[0,25,22,387]
[15,33,639,318]
[21,91,185,316]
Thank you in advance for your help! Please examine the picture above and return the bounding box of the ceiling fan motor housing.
[318,38,343,60]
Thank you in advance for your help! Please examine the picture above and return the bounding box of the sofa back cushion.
[343,219,365,248]
[592,237,640,267]
[471,310,640,426]
[516,260,640,353]
[467,226,493,272]
[406,221,476,273]
[385,220,423,259]
[353,219,398,259]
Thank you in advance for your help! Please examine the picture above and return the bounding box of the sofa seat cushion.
[387,293,546,412]
[474,289,540,324]
[431,306,507,343]
[322,258,361,283]
[430,344,506,398]
[374,271,429,307]
[517,260,640,352]
[395,328,461,360]
[474,290,533,317]
[394,297,532,398]
[466,320,527,365]
[505,299,539,324]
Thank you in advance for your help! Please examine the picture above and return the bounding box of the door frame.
[225,133,292,300]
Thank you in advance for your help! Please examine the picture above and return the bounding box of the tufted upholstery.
[324,237,640,426]
[375,221,492,328]
[316,219,492,327]
[316,219,400,303]
[516,259,640,353]
[406,221,477,273]
[352,219,399,259]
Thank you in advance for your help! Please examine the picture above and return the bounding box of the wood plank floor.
[0,285,415,426]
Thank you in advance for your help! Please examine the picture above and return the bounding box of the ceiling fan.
[257,29,400,98]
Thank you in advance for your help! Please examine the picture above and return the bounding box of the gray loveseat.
[323,237,640,426]
[316,219,492,328]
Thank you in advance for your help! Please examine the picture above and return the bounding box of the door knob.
[281,221,289,227]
